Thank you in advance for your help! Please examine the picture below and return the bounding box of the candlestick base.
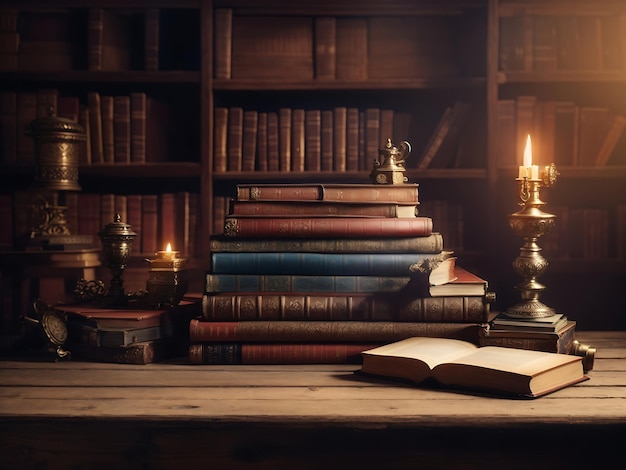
[504,300,555,319]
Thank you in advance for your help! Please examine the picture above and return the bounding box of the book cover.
[242,110,258,171]
[266,111,279,171]
[227,200,417,218]
[209,232,444,254]
[346,107,360,171]
[213,107,228,172]
[88,8,131,71]
[227,106,243,171]
[359,337,586,398]
[291,109,305,172]
[320,109,333,171]
[304,109,321,171]
[68,321,173,348]
[256,112,268,171]
[480,320,577,354]
[189,342,377,365]
[100,95,115,163]
[189,319,490,344]
[492,313,568,333]
[278,107,291,171]
[213,8,232,79]
[113,95,131,164]
[222,216,432,239]
[201,292,491,323]
[235,183,419,204]
[314,16,336,80]
[336,17,367,80]
[333,106,347,171]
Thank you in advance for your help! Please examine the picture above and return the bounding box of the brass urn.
[98,214,136,307]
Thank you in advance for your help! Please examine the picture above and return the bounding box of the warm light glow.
[523,135,532,167]
[166,243,172,252]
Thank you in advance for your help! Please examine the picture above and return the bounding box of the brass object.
[22,299,71,359]
[145,248,189,307]
[98,214,136,307]
[504,164,559,319]
[26,107,93,250]
[370,138,411,184]
[571,340,596,373]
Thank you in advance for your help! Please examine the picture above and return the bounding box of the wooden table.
[1,331,624,469]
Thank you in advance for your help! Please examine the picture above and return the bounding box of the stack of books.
[189,183,495,364]
[56,296,201,364]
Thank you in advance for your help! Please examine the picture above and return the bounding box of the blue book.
[210,252,449,276]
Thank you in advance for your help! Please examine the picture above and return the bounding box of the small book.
[359,337,587,398]
[491,313,568,333]
[429,264,488,297]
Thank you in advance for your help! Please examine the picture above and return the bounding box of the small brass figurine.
[370,138,411,185]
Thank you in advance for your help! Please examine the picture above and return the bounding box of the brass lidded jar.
[98,214,137,306]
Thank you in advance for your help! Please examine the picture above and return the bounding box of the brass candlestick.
[504,163,559,319]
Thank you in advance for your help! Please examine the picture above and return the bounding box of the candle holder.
[145,248,189,308]
[504,163,559,319]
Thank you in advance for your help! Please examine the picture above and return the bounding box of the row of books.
[213,106,410,175]
[5,191,198,257]
[542,206,626,261]
[499,14,626,72]
[0,7,199,72]
[213,9,481,81]
[0,89,169,166]
[191,182,495,365]
[496,96,626,168]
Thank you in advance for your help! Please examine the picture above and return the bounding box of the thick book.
[201,292,491,323]
[235,183,419,204]
[222,216,432,239]
[189,319,489,344]
[189,342,378,365]
[211,251,450,276]
[359,337,587,398]
[209,232,444,254]
[479,320,577,355]
[228,200,417,218]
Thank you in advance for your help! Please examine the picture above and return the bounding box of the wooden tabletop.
[1,330,625,468]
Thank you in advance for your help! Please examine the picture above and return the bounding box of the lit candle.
[518,134,539,179]
[158,242,177,260]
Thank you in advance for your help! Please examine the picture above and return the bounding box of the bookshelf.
[1,0,625,333]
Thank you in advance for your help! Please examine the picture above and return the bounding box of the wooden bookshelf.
[1,0,626,332]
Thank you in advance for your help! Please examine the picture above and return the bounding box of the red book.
[223,216,432,238]
[189,319,489,344]
[227,106,243,171]
[189,342,379,364]
[235,183,419,204]
[429,266,489,297]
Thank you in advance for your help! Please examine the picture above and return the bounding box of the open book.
[359,337,587,398]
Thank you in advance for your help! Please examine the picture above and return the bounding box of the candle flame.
[523,134,532,167]
[166,243,172,252]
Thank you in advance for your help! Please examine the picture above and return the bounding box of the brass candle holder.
[145,246,189,308]
[504,163,559,319]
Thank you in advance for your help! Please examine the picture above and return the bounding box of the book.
[189,319,490,344]
[429,266,488,297]
[266,111,279,171]
[87,92,104,164]
[213,107,228,171]
[227,106,243,171]
[479,320,577,355]
[189,342,377,365]
[201,292,491,323]
[278,107,291,171]
[320,109,333,171]
[88,8,131,71]
[67,321,173,348]
[113,95,131,164]
[141,194,158,255]
[314,16,336,79]
[241,110,258,171]
[213,8,232,79]
[129,92,147,163]
[346,107,360,171]
[256,112,268,171]
[100,95,115,163]
[144,8,160,70]
[69,338,185,365]
[304,109,321,171]
[358,337,587,398]
[291,108,305,172]
[576,106,611,166]
[235,183,419,204]
[222,216,433,239]
[491,313,568,333]
[595,113,626,166]
[209,232,444,253]
[228,200,417,218]
[211,251,450,276]
[333,106,347,171]
[335,17,367,80]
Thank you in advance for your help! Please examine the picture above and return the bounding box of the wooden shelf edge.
[211,169,487,182]
[0,71,201,84]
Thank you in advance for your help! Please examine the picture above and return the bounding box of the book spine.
[201,293,491,322]
[223,217,432,239]
[320,109,333,171]
[256,112,268,171]
[228,201,413,217]
[189,319,488,343]
[227,107,243,171]
[235,184,419,203]
[278,107,292,171]
[205,273,413,293]
[144,8,160,70]
[346,107,360,171]
[88,8,104,71]
[87,92,104,164]
[113,95,131,164]
[214,8,232,79]
[209,232,444,253]
[189,342,377,364]
[333,106,347,171]
[213,107,228,172]
[480,325,575,355]
[266,111,280,171]
[141,194,159,255]
[100,96,114,163]
[242,110,258,171]
[304,109,321,171]
[130,92,147,163]
[291,108,305,172]
[314,16,336,79]
[211,252,446,276]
